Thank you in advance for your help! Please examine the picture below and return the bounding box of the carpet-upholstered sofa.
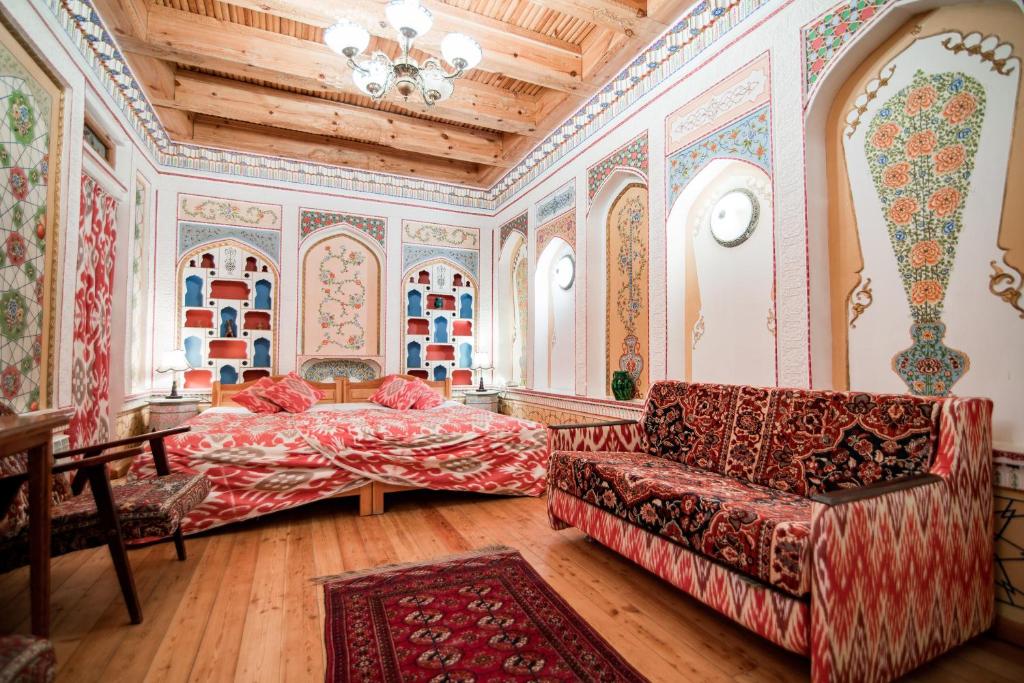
[547,381,994,682]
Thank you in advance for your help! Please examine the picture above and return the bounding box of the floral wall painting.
[830,4,1023,453]
[495,231,528,387]
[300,230,382,357]
[587,133,649,204]
[864,70,983,396]
[178,194,281,229]
[0,21,63,413]
[605,183,650,396]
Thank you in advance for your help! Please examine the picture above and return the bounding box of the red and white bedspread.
[130,403,547,534]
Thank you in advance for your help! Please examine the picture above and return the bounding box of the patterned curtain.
[68,174,117,447]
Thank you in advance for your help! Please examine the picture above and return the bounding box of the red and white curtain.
[68,174,117,447]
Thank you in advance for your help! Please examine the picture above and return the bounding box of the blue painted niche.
[407,290,422,317]
[407,341,422,368]
[184,275,204,307]
[433,365,447,381]
[459,342,473,368]
[184,336,203,368]
[253,338,271,368]
[220,307,238,337]
[459,293,473,319]
[219,365,239,384]
[254,279,273,310]
[433,316,449,343]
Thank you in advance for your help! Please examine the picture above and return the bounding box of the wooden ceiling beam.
[118,5,541,135]
[179,116,487,186]
[217,1,584,92]
[528,1,658,36]
[159,71,513,167]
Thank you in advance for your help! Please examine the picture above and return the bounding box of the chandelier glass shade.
[324,0,482,106]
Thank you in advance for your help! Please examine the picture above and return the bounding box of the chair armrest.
[809,473,942,506]
[809,396,994,682]
[52,446,145,475]
[548,419,646,453]
[56,426,190,460]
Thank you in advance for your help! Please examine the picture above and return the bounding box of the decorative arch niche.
[665,158,776,386]
[401,258,477,387]
[495,231,528,386]
[586,170,650,397]
[817,1,1023,454]
[533,238,576,393]
[298,225,384,359]
[176,240,279,389]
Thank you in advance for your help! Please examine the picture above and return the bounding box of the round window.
[554,254,575,290]
[709,188,759,247]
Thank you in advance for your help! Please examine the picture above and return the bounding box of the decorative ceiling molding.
[49,0,772,210]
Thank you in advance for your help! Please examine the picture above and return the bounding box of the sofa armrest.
[809,473,942,506]
[548,419,647,454]
[809,396,994,683]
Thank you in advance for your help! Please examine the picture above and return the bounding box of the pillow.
[369,376,421,410]
[409,381,445,409]
[260,372,326,413]
[231,377,281,414]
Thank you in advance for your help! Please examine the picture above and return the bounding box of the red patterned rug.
[320,546,647,682]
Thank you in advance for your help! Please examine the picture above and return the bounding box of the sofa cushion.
[642,381,939,496]
[549,449,812,597]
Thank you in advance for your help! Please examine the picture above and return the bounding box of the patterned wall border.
[402,221,480,249]
[47,0,773,210]
[499,212,529,251]
[802,0,895,105]
[536,181,576,224]
[299,209,387,246]
[587,131,650,203]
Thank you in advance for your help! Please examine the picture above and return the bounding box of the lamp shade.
[324,20,370,58]
[473,352,490,368]
[420,64,454,103]
[441,33,482,70]
[386,0,432,39]
[353,55,391,96]
[156,349,192,373]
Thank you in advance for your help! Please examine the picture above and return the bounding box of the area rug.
[320,545,647,682]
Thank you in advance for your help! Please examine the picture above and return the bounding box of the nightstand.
[147,398,201,431]
[463,389,500,413]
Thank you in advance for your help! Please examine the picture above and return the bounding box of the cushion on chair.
[549,449,813,597]
[0,635,55,683]
[0,473,210,573]
[641,381,940,496]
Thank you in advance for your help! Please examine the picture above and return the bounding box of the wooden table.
[0,408,73,637]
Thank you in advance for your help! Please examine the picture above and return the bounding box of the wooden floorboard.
[1,491,1021,682]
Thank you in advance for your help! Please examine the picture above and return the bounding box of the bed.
[131,375,548,535]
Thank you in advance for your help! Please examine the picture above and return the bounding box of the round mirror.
[554,254,575,290]
[709,188,759,247]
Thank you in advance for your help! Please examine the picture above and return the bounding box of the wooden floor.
[1,491,1022,682]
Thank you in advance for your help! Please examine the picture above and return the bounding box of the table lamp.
[156,349,192,399]
[472,352,492,392]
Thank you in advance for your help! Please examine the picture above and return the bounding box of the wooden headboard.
[211,375,344,407]
[343,375,452,403]
[210,374,452,407]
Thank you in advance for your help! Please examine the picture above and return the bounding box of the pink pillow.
[232,377,281,414]
[260,373,325,413]
[409,381,445,409]
[369,376,421,410]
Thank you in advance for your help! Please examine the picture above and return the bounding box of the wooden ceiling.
[94,0,695,187]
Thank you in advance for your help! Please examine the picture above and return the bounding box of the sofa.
[547,381,994,682]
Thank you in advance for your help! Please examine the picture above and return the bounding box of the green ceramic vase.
[611,371,635,401]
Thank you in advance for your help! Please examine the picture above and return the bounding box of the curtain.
[68,174,117,447]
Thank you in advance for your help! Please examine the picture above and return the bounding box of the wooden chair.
[0,424,210,625]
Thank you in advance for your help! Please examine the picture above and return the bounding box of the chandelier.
[323,0,483,106]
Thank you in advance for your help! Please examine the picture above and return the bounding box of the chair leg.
[86,467,142,625]
[173,526,187,561]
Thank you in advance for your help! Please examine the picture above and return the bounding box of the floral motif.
[403,221,479,249]
[8,166,28,200]
[536,183,575,224]
[607,186,648,395]
[909,241,941,268]
[5,91,34,144]
[5,232,26,267]
[178,195,281,229]
[315,244,367,352]
[864,70,984,396]
[498,212,528,250]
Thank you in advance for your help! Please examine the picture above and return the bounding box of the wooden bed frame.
[208,374,453,515]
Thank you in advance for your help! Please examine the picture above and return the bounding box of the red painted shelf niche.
[209,340,248,359]
[210,280,251,300]
[184,309,214,328]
